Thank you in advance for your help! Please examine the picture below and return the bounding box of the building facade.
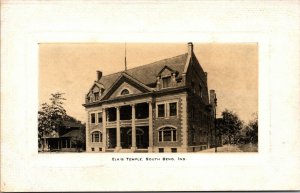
[83,42,217,153]
[39,120,85,152]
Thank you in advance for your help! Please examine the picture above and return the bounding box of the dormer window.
[162,76,171,88]
[94,92,99,101]
[121,89,129,95]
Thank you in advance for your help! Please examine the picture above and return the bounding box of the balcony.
[106,121,116,128]
[105,118,149,128]
[135,118,149,126]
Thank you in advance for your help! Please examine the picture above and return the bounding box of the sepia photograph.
[2,0,299,191]
[38,42,258,153]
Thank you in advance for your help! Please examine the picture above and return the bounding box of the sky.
[39,43,258,124]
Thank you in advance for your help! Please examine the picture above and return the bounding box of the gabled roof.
[157,65,178,76]
[60,129,82,138]
[98,53,188,95]
[101,72,154,100]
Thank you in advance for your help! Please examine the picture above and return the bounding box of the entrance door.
[127,127,149,149]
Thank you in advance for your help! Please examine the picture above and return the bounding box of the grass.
[200,143,258,153]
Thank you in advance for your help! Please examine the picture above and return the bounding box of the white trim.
[157,125,177,142]
[96,111,103,124]
[118,86,133,96]
[168,101,178,117]
[156,102,166,118]
[90,112,96,124]
[91,130,103,143]
[89,129,102,134]
[157,125,178,130]
[156,99,179,118]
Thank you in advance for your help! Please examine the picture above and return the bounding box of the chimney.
[97,71,102,81]
[210,90,216,106]
[209,89,217,115]
[188,42,193,55]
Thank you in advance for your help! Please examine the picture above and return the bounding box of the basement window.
[171,148,177,153]
[159,148,164,153]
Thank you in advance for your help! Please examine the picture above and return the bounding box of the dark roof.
[60,129,82,138]
[99,53,188,91]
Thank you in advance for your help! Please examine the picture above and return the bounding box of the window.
[99,147,102,151]
[91,131,102,142]
[91,148,95,151]
[157,104,165,117]
[191,81,195,93]
[162,76,171,88]
[199,85,203,98]
[158,127,177,142]
[121,89,129,95]
[94,92,99,101]
[171,148,177,153]
[91,113,96,123]
[169,102,177,116]
[159,148,164,153]
[98,112,103,123]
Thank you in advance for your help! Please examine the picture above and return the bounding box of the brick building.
[83,42,217,153]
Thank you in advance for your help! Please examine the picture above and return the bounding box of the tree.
[219,109,243,145]
[245,113,258,143]
[38,92,67,151]
[70,125,86,152]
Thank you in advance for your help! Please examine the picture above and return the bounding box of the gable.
[158,66,177,77]
[109,82,143,99]
[101,73,153,100]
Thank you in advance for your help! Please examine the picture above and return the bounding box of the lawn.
[200,143,258,153]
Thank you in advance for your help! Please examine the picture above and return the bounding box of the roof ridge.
[126,53,188,72]
[101,52,188,78]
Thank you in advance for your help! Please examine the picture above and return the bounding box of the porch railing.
[105,118,149,128]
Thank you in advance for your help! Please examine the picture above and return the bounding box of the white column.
[116,107,121,150]
[131,104,136,151]
[148,101,153,152]
[102,108,106,151]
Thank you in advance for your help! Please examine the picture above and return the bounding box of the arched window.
[91,131,102,142]
[121,89,129,95]
[158,127,177,142]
